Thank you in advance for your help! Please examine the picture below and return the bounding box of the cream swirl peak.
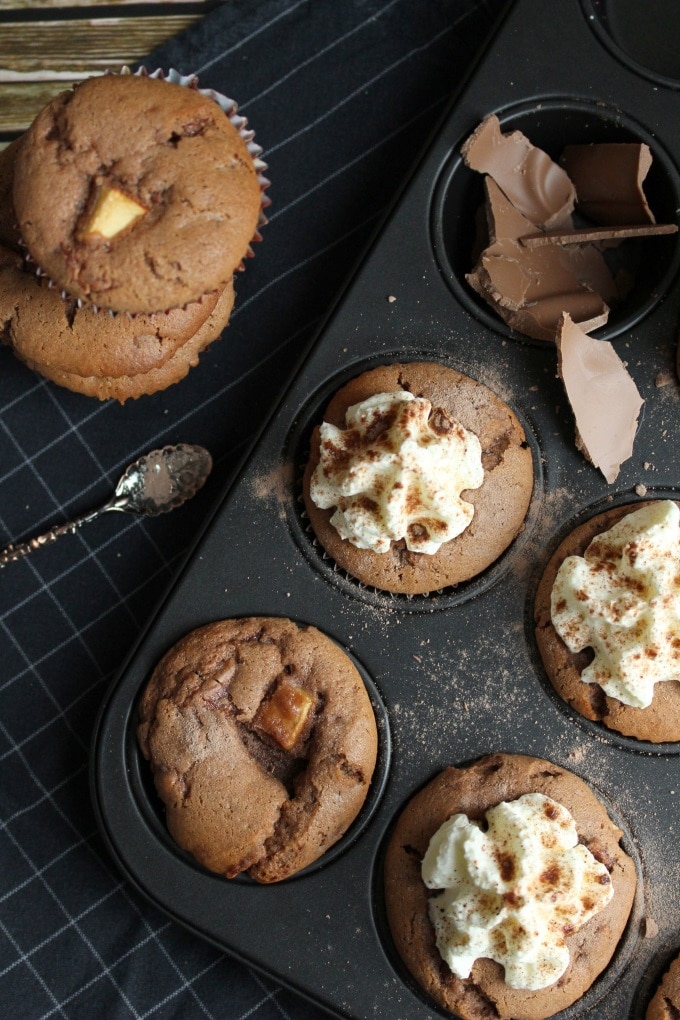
[551,499,680,708]
[421,792,613,991]
[309,391,484,554]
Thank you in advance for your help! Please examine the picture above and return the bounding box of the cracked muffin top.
[13,73,262,313]
[302,361,535,594]
[137,616,378,883]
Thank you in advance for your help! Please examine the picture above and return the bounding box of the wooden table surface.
[0,0,220,147]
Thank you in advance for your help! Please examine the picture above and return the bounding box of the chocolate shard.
[466,179,610,340]
[461,114,576,229]
[556,312,644,483]
[520,223,678,247]
[561,143,657,225]
[567,244,621,305]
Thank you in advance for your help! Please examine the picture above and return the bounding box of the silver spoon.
[0,444,212,568]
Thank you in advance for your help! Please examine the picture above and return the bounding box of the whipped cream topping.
[422,793,613,990]
[551,500,680,708]
[309,391,483,554]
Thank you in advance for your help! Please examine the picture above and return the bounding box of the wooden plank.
[0,16,203,77]
[0,81,75,133]
[0,1,213,8]
[0,3,220,138]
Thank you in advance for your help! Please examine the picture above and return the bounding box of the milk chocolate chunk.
[521,223,678,247]
[561,143,656,225]
[461,114,576,229]
[467,179,610,340]
[255,676,314,751]
[556,312,644,483]
[463,119,677,342]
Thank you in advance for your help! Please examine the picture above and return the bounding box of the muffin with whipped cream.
[534,499,680,743]
[384,752,637,1020]
[302,361,534,594]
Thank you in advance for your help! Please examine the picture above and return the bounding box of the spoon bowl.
[109,444,213,517]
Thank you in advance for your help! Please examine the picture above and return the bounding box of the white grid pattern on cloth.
[0,1,505,1017]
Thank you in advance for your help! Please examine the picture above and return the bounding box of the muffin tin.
[91,1,680,1016]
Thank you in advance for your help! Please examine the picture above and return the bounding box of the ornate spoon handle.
[0,499,123,567]
[0,444,212,570]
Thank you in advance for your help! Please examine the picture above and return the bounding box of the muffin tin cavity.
[527,490,680,756]
[432,99,680,342]
[371,766,645,1020]
[582,0,680,88]
[284,357,544,613]
[127,639,392,883]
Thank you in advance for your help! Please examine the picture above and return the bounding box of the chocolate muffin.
[13,277,236,402]
[0,243,221,378]
[646,951,680,1020]
[14,71,263,313]
[302,361,534,594]
[534,500,680,743]
[137,617,378,883]
[383,753,637,1020]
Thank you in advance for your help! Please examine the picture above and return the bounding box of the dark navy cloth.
[0,2,506,1017]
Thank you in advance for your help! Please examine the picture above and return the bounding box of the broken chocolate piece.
[461,114,576,229]
[556,312,644,483]
[567,244,622,305]
[520,223,678,247]
[466,179,610,340]
[462,118,676,342]
[561,143,656,225]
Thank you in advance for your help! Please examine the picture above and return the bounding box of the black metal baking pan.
[91,1,680,1016]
